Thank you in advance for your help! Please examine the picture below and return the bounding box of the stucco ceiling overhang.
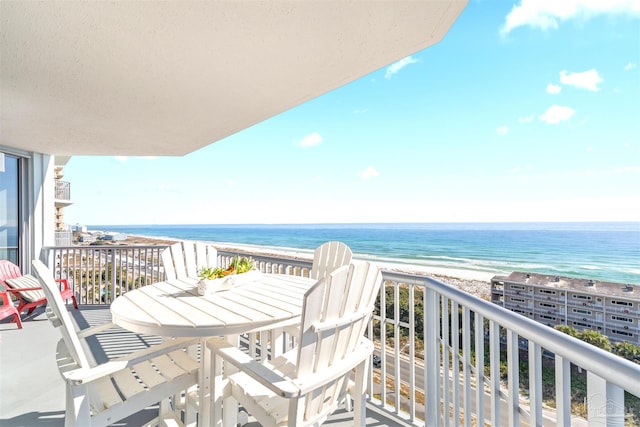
[1,1,467,156]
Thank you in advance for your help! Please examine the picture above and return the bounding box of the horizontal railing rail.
[42,244,640,426]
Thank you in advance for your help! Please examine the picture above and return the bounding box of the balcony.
[1,244,638,426]
[53,230,73,247]
[54,180,72,206]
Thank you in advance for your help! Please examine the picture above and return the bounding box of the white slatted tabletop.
[111,274,316,337]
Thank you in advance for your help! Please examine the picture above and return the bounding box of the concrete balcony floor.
[0,305,404,427]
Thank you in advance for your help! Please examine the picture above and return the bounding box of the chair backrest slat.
[32,260,91,369]
[183,242,198,277]
[195,242,217,272]
[170,243,187,280]
[161,242,180,281]
[0,260,22,283]
[310,241,352,280]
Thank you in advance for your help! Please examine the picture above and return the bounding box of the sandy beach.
[117,233,493,300]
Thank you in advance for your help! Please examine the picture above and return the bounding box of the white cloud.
[496,126,509,135]
[518,115,534,123]
[115,156,128,162]
[500,0,640,36]
[353,108,369,114]
[359,166,379,179]
[385,56,418,79]
[297,132,323,147]
[624,62,637,71]
[560,69,603,91]
[539,105,576,124]
[546,83,562,94]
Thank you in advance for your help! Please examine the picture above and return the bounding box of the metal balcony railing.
[42,244,640,426]
[55,179,71,201]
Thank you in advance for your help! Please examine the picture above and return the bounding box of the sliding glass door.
[0,153,20,264]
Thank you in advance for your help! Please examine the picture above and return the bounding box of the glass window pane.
[0,153,19,264]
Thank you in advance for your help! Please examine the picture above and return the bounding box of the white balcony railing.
[43,244,640,426]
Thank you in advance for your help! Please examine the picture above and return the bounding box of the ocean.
[92,222,640,285]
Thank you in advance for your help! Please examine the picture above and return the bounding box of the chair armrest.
[55,278,72,291]
[292,339,373,395]
[77,322,116,338]
[4,287,42,293]
[64,336,199,384]
[207,337,300,398]
[0,291,12,305]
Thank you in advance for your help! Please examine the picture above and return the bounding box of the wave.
[579,265,602,271]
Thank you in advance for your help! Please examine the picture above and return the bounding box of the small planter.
[197,270,262,296]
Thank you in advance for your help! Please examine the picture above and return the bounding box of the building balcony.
[54,179,73,206]
[1,244,638,426]
[53,230,73,247]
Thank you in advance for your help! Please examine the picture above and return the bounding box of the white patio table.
[110,273,316,426]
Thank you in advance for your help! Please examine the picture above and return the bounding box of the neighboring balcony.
[53,230,73,247]
[3,244,638,427]
[54,179,73,206]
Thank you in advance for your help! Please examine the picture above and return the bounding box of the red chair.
[0,260,78,316]
[0,289,22,329]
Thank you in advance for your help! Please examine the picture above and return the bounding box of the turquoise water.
[92,222,640,284]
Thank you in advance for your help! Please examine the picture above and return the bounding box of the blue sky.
[64,0,640,225]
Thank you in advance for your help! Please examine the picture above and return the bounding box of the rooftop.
[492,271,639,299]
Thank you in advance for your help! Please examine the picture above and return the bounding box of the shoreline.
[116,232,493,300]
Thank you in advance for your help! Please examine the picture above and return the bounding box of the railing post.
[489,320,501,426]
[528,341,543,427]
[474,313,485,425]
[451,301,460,427]
[408,283,416,422]
[424,287,440,426]
[442,296,451,427]
[462,307,472,426]
[586,373,625,427]
[555,355,571,426]
[507,330,519,426]
[109,248,116,304]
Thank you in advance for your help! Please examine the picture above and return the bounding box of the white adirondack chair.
[31,260,200,427]
[275,241,354,353]
[309,240,353,279]
[161,241,218,281]
[208,261,382,427]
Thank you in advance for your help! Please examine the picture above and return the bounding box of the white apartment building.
[491,271,639,344]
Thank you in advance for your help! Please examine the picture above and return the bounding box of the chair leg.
[353,391,366,426]
[67,383,91,427]
[13,312,23,329]
[352,361,368,426]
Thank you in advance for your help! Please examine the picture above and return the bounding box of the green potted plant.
[197,256,260,295]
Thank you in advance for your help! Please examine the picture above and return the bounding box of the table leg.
[222,334,239,427]
[199,338,212,426]
[271,327,285,358]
